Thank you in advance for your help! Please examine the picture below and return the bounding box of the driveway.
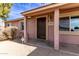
[0,40,78,56]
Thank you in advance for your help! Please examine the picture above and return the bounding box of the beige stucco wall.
[26,14,54,44]
[26,10,79,44]
[59,10,79,44]
[60,34,79,44]
[6,21,19,28]
[27,18,37,39]
[48,25,54,42]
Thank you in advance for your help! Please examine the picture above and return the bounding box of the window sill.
[60,31,79,36]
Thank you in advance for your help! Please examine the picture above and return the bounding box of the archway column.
[24,16,28,43]
[54,9,60,50]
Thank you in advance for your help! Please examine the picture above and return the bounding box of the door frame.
[36,15,48,40]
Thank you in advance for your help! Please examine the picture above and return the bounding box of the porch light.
[48,13,54,22]
[27,16,31,18]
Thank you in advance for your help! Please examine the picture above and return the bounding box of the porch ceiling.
[22,3,79,17]
[60,3,79,13]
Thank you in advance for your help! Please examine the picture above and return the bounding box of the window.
[20,22,24,30]
[60,16,79,32]
[71,16,79,31]
[6,24,10,26]
[6,23,11,27]
[59,17,70,31]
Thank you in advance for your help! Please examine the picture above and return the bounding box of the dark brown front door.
[37,17,46,40]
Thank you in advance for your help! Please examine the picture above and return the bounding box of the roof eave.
[21,3,68,15]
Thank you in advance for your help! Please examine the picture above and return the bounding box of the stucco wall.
[60,34,79,44]
[26,17,79,44]
[27,18,36,39]
[48,26,79,44]
[6,20,24,31]
[12,21,19,27]
[59,10,79,44]
[6,21,19,27]
[48,25,54,42]
[26,10,79,45]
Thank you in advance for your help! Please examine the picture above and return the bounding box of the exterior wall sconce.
[48,14,54,26]
[27,16,31,18]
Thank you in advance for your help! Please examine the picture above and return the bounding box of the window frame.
[6,23,12,27]
[59,15,79,32]
[70,16,79,32]
[59,16,70,31]
[20,21,24,30]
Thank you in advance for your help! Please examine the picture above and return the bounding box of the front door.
[37,17,46,40]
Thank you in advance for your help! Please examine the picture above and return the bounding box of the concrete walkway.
[0,40,78,56]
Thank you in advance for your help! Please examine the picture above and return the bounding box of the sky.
[7,3,47,20]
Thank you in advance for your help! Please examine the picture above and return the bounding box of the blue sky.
[7,3,44,20]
